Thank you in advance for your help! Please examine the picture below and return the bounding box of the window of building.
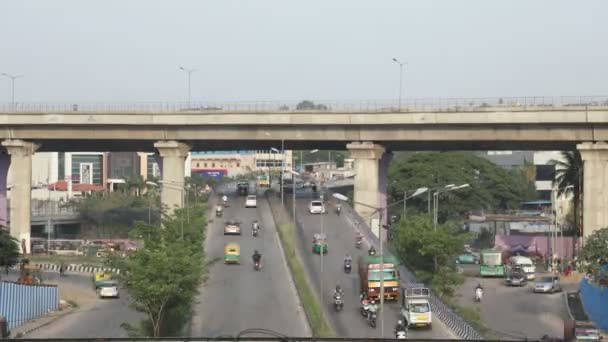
[237,163,240,167]
[204,163,207,168]
[212,163,215,167]
[535,165,555,182]
[196,162,200,168]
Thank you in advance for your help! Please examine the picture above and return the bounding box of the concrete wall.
[580,277,608,330]
[0,282,59,330]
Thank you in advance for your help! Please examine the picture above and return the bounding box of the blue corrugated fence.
[0,281,59,329]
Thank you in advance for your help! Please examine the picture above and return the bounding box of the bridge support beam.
[154,141,190,215]
[578,142,608,241]
[347,142,391,239]
[2,140,39,254]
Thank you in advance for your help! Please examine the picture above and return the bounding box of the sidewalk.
[9,303,74,338]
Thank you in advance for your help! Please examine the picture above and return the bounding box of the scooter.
[360,299,370,317]
[474,287,483,302]
[344,260,352,274]
[355,239,362,249]
[334,295,344,312]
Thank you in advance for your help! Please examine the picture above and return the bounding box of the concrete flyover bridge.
[1,95,608,250]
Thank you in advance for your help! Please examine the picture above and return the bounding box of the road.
[455,268,571,340]
[291,196,456,339]
[5,269,142,338]
[190,187,309,338]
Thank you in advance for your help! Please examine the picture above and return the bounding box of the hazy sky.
[1,0,606,103]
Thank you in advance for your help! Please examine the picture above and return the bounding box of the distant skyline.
[1,0,607,103]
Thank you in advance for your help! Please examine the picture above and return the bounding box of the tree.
[391,214,468,297]
[296,100,328,111]
[551,150,583,236]
[110,204,208,337]
[578,228,608,285]
[389,152,536,222]
[0,229,20,272]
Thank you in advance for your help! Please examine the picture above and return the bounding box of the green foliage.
[389,152,536,222]
[551,150,583,235]
[391,214,467,297]
[75,191,160,238]
[0,229,20,269]
[296,100,328,111]
[578,227,608,284]
[108,204,208,337]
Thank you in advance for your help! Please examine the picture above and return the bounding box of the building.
[189,150,293,179]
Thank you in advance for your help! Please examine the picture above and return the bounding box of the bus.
[257,174,270,188]
[480,249,506,277]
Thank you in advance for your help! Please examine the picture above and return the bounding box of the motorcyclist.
[475,283,483,301]
[368,245,376,255]
[334,285,344,299]
[336,204,342,215]
[252,250,262,264]
[395,320,408,338]
[252,220,260,230]
[367,299,378,319]
[222,194,228,204]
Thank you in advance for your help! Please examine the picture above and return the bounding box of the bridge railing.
[1,96,607,113]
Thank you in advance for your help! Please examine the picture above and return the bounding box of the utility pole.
[179,66,196,107]
[392,58,406,110]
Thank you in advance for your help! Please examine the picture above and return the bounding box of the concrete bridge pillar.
[578,142,608,241]
[154,141,190,215]
[2,140,39,254]
[347,142,391,238]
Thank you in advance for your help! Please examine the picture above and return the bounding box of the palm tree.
[551,150,583,237]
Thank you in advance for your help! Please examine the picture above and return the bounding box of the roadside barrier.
[0,281,59,330]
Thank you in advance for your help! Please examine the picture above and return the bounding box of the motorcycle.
[254,260,262,271]
[344,260,352,273]
[355,238,362,249]
[368,311,377,328]
[395,329,408,339]
[474,287,483,302]
[360,299,370,317]
[334,295,344,312]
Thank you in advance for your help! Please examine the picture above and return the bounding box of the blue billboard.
[193,169,227,180]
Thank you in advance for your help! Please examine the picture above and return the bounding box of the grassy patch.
[30,255,105,267]
[275,222,334,337]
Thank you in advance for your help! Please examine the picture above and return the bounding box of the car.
[224,220,242,235]
[308,200,325,214]
[245,195,257,208]
[455,253,479,265]
[98,280,119,298]
[505,269,528,286]
[534,275,562,293]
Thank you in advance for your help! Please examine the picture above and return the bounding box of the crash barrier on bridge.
[5,338,515,342]
[1,95,607,113]
[0,281,59,330]
[579,276,608,330]
[328,191,484,340]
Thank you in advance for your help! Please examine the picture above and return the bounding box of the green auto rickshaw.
[312,233,328,254]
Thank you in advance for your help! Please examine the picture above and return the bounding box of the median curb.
[13,263,120,275]
[261,197,313,337]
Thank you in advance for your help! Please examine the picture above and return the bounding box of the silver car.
[534,276,562,293]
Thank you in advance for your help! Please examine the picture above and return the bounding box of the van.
[509,256,536,280]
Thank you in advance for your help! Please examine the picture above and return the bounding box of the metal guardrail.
[0,282,59,330]
[0,96,607,113]
[8,338,520,341]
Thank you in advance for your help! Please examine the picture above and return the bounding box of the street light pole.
[179,66,196,107]
[392,58,406,110]
[281,139,285,207]
[1,73,23,111]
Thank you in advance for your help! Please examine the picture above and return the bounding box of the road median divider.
[265,194,334,338]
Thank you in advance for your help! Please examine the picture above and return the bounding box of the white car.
[245,195,257,208]
[98,281,119,299]
[308,200,325,214]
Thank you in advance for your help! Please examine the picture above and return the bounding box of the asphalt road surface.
[292,197,456,339]
[190,187,309,338]
[5,269,142,338]
[455,269,570,340]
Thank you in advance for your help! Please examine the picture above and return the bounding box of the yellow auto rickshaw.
[93,271,112,289]
[224,243,240,264]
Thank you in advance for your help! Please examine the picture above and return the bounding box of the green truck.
[358,255,401,300]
